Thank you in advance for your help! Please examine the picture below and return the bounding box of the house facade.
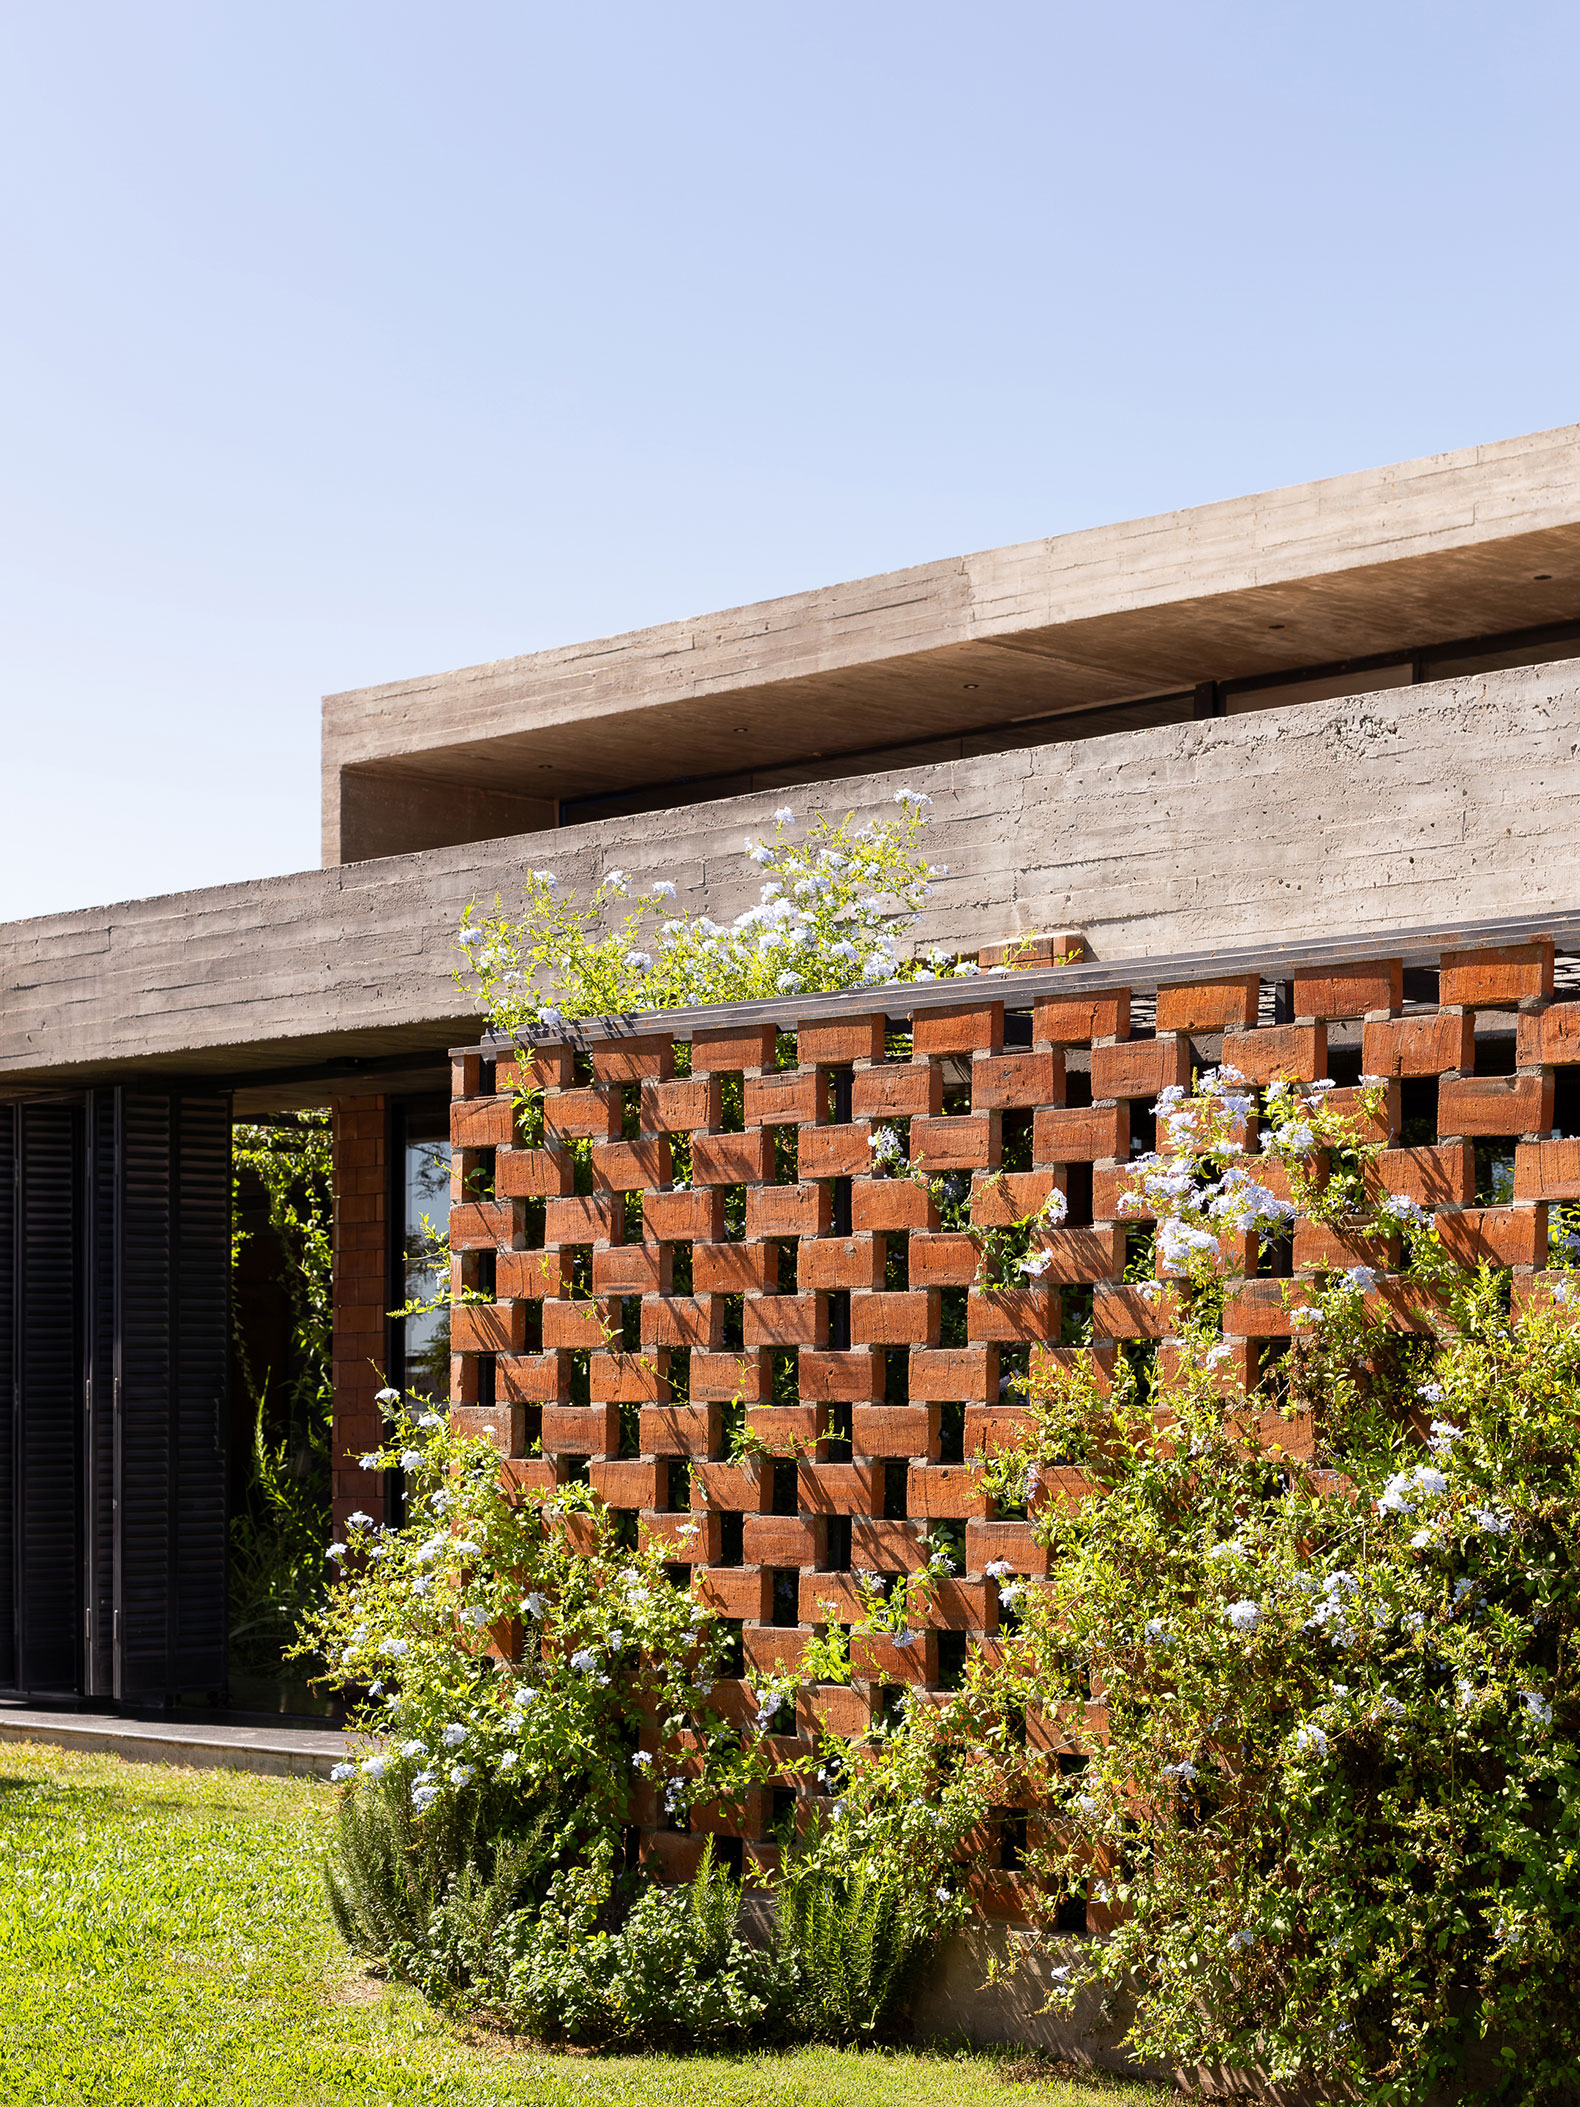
[5,423,1580,1708]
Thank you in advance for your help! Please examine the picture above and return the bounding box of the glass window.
[402,1133,452,1402]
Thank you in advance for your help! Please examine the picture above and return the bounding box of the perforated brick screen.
[445,934,1577,1903]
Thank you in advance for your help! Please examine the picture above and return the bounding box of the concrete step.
[0,1705,350,1780]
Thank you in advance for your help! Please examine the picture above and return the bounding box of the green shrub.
[504,1840,790,2050]
[775,1857,943,2044]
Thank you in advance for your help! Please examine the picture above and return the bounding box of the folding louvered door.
[1,1088,230,1702]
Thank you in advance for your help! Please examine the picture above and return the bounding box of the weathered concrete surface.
[4,662,1580,1090]
[0,1707,349,1780]
[323,423,1580,859]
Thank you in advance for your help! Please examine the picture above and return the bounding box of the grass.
[0,1738,1172,2107]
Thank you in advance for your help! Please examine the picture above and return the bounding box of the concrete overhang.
[323,424,1580,862]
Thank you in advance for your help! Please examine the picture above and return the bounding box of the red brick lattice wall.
[445,938,1576,1909]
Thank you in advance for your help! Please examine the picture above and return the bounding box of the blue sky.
[3,2,1578,919]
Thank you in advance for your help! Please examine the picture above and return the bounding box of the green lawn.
[0,1739,1169,2107]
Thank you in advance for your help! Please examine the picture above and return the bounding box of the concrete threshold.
[0,1706,351,1780]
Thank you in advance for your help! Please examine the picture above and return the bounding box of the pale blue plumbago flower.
[357,1453,381,1472]
[522,1591,547,1618]
[497,1751,519,1775]
[529,869,558,890]
[893,788,932,808]
[536,1004,563,1028]
[936,1886,952,1903]
[603,869,629,894]
[400,1449,422,1471]
[1041,1187,1069,1224]
[400,1739,426,1759]
[1378,1463,1448,1515]
[773,805,795,824]
[347,1511,374,1531]
[570,1648,599,1674]
[1521,1691,1553,1726]
[375,1386,400,1407]
[1144,1618,1174,1648]
[458,926,485,949]
[441,1723,468,1749]
[1427,1418,1462,1454]
[418,1411,444,1429]
[631,1749,653,1770]
[378,1637,408,1657]
[1475,1506,1514,1535]
[449,1764,473,1787]
[460,1605,489,1629]
[326,1542,346,1564]
[624,950,653,971]
[330,1763,356,1782]
[1227,1600,1262,1633]
[410,1782,440,1814]
[894,1629,918,1650]
[1229,1928,1256,1953]
[649,879,677,899]
[746,840,773,865]
[1160,1759,1197,1782]
[362,1754,389,1779]
[1345,1266,1379,1292]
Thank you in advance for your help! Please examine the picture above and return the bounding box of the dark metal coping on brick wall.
[442,913,1580,1914]
[450,906,1580,1056]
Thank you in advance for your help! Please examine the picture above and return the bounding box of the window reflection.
[404,1135,452,1402]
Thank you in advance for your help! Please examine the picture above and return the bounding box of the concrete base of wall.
[0,1706,349,1779]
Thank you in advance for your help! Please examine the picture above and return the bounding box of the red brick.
[963,1404,1034,1455]
[500,1456,558,1496]
[746,1071,821,1126]
[743,1625,811,1679]
[970,1049,1064,1110]
[799,1236,884,1291]
[1438,1073,1552,1138]
[542,1298,612,1350]
[1440,941,1554,1007]
[850,1630,936,1682]
[547,1193,621,1242]
[449,1403,534,1455]
[1292,1223,1398,1271]
[921,1576,996,1630]
[1221,1281,1298,1337]
[643,1076,719,1134]
[970,1169,1064,1226]
[451,1301,527,1354]
[909,1347,994,1402]
[499,1249,568,1298]
[746,1182,829,1237]
[743,1514,825,1565]
[796,1683,876,1738]
[1092,1283,1176,1339]
[913,1002,1005,1058]
[543,1402,620,1453]
[978,931,1084,970]
[1155,976,1260,1033]
[498,1353,569,1403]
[851,1290,939,1345]
[692,1130,774,1185]
[744,1403,825,1451]
[496,1146,575,1199]
[1090,1036,1189,1099]
[545,1087,619,1142]
[692,1350,768,1401]
[850,1064,942,1119]
[1370,1144,1474,1207]
[1518,1001,1580,1066]
[642,1296,722,1350]
[1034,1105,1128,1163]
[640,1510,721,1561]
[1030,1225,1126,1283]
[1363,1011,1475,1079]
[1515,1138,1580,1201]
[1222,1022,1326,1085]
[797,1461,881,1514]
[908,1233,979,1287]
[692,1023,779,1071]
[449,1199,519,1249]
[852,1403,939,1455]
[643,1188,724,1240]
[591,1243,662,1295]
[967,1287,1059,1342]
[692,1460,772,1511]
[799,1349,884,1402]
[1436,1207,1546,1267]
[798,1124,873,1179]
[698,1568,773,1622]
[593,1138,669,1189]
[497,1045,573,1092]
[851,1178,938,1231]
[694,1242,775,1293]
[641,1402,723,1454]
[908,1462,989,1520]
[1292,960,1403,1019]
[847,1517,925,1570]
[801,1571,875,1622]
[1034,991,1130,1043]
[589,1351,664,1403]
[451,1053,482,1098]
[797,1016,887,1065]
[592,1035,675,1083]
[911,1113,995,1172]
[744,1294,825,1347]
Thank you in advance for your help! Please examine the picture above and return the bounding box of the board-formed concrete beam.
[321,424,1580,863]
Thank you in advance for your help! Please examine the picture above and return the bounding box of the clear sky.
[3,2,1578,921]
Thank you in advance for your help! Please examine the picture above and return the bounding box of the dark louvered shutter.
[84,1090,118,1698]
[0,1105,14,1689]
[116,1091,172,1697]
[170,1093,229,1691]
[14,1103,83,1696]
[115,1089,230,1700]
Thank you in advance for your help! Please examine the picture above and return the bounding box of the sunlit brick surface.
[446,937,1574,1907]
